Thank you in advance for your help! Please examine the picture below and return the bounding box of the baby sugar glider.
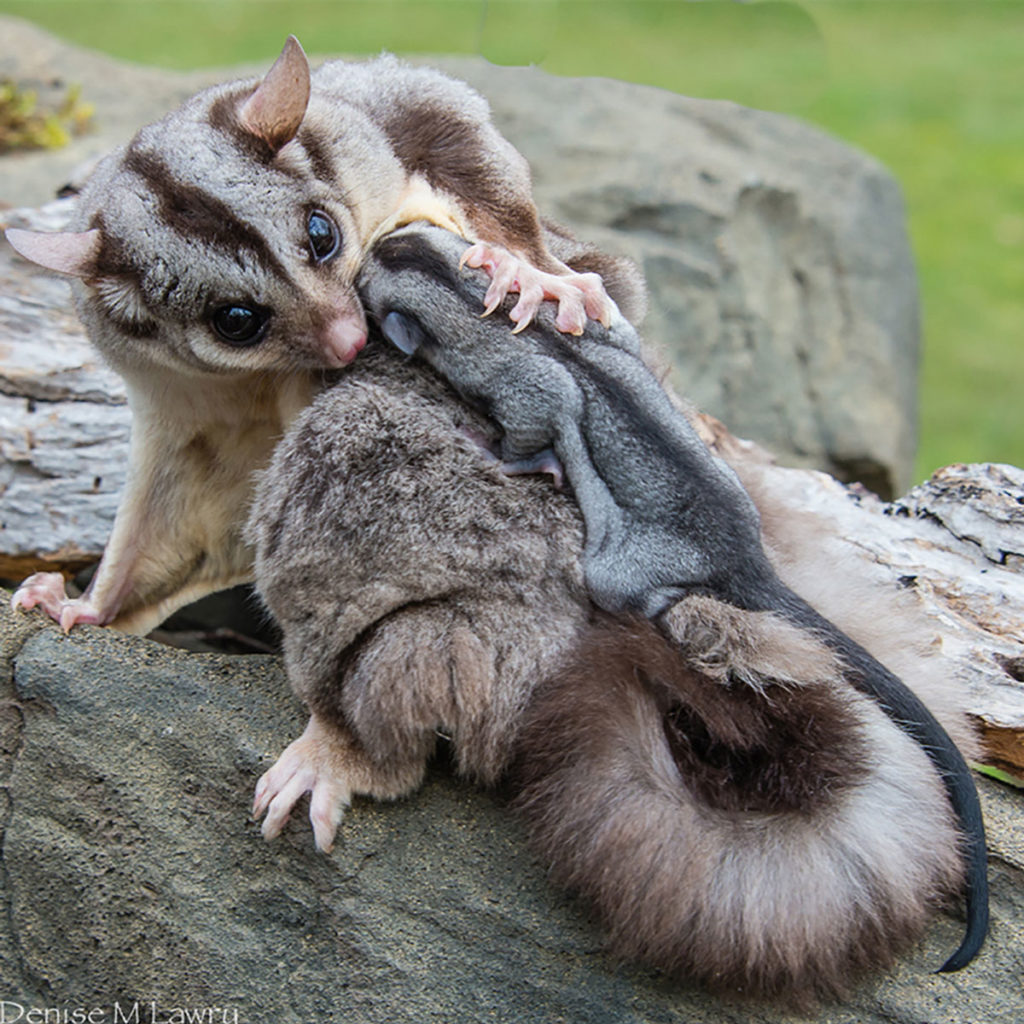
[6,35,642,634]
[244,225,984,1001]
[355,222,988,975]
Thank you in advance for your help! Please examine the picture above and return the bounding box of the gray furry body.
[362,225,763,618]
[355,225,987,975]
[245,226,984,1001]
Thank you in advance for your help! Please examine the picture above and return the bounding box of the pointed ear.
[239,35,311,152]
[5,227,102,277]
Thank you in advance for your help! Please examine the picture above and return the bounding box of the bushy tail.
[511,607,965,1004]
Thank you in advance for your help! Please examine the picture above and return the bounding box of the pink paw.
[500,448,566,490]
[252,716,352,853]
[460,241,613,335]
[10,572,102,632]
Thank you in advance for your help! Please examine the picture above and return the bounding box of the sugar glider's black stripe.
[123,146,290,281]
[372,230,464,295]
[297,127,338,186]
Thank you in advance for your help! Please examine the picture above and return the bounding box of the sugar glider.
[5,36,640,633]
[246,228,984,999]
[355,223,987,977]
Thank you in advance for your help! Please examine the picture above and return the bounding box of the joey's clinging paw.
[10,572,104,632]
[253,715,353,853]
[460,241,613,335]
[499,447,566,489]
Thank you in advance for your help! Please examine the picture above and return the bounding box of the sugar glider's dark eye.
[307,210,340,264]
[210,303,270,346]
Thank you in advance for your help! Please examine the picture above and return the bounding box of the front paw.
[10,572,103,632]
[252,715,353,853]
[500,446,566,489]
[461,241,613,335]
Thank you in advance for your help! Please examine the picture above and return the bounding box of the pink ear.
[5,227,102,277]
[239,35,311,151]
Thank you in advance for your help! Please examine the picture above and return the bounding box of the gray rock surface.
[1,600,1022,1024]
[0,15,917,496]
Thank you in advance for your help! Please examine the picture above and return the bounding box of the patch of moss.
[0,78,93,153]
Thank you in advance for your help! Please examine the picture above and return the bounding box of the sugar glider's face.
[65,119,374,376]
[5,36,404,378]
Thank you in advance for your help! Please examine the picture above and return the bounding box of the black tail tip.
[935,897,989,973]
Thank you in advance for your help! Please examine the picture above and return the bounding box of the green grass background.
[2,0,1020,483]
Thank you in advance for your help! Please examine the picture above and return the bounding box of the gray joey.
[246,222,986,1001]
[5,35,641,634]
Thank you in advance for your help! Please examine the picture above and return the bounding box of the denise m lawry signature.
[0,1003,240,1024]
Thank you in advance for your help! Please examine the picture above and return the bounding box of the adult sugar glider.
[246,229,983,1001]
[6,36,640,634]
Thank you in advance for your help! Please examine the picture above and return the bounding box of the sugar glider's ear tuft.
[239,35,311,152]
[5,227,102,277]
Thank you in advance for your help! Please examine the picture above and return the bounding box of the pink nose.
[320,313,367,367]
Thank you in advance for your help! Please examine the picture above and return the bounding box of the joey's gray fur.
[361,224,762,618]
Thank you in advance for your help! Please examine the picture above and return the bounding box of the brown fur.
[512,615,963,1004]
[382,99,549,264]
[248,349,969,1005]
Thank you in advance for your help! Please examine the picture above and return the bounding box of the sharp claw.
[462,239,615,335]
[252,779,268,818]
[261,813,288,842]
[461,245,487,271]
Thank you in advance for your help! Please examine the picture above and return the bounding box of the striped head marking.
[7,36,421,378]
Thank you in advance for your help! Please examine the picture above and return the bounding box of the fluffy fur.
[353,223,987,975]
[512,618,962,1003]
[247,349,589,789]
[247,338,975,1003]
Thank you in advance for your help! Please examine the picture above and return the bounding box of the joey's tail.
[512,616,970,1004]
[763,582,989,973]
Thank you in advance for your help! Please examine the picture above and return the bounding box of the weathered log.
[0,200,129,577]
[698,416,1024,778]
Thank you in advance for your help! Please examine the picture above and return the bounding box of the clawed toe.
[461,241,613,335]
[252,716,353,852]
[10,572,102,631]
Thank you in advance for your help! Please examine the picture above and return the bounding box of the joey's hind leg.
[253,712,426,853]
[461,241,613,335]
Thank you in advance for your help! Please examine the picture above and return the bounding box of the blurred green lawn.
[2,0,1020,483]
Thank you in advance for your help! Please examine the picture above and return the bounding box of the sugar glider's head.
[6,37,404,378]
